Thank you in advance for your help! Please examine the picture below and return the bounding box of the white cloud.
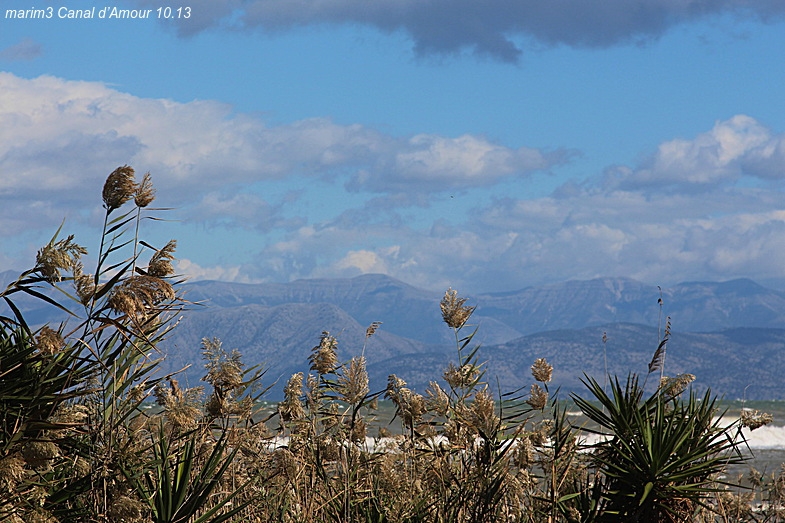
[176,258,257,283]
[607,115,785,190]
[4,71,785,291]
[229,117,785,292]
[0,72,561,238]
[330,248,393,276]
[350,134,568,192]
[0,72,562,270]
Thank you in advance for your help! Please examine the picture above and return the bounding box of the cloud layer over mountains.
[2,71,785,291]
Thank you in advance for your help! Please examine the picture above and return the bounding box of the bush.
[0,167,767,522]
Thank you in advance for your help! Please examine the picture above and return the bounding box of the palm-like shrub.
[2,167,768,522]
[124,423,250,523]
[573,375,747,522]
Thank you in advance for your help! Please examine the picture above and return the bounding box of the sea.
[258,398,785,464]
[566,399,785,479]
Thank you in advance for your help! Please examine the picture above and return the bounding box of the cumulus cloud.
[219,116,785,292]
[176,258,256,283]
[604,115,785,191]
[0,38,43,61]
[349,134,570,193]
[188,191,306,232]
[130,0,785,61]
[234,184,785,292]
[4,70,785,290]
[0,72,558,237]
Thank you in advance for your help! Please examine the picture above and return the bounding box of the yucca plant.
[573,374,748,523]
[0,325,94,521]
[0,166,195,521]
[123,423,251,523]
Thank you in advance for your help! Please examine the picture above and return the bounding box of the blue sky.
[2,1,785,293]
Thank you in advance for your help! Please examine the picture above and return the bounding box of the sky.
[1,1,785,294]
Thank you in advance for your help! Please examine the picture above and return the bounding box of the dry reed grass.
[1,167,778,523]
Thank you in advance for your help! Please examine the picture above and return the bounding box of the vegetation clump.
[0,165,778,522]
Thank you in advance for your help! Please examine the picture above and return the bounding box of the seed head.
[365,321,382,339]
[72,262,95,305]
[468,387,499,436]
[0,455,25,491]
[526,383,548,410]
[385,374,426,429]
[36,234,87,283]
[741,409,774,431]
[107,275,175,318]
[425,381,450,416]
[440,288,475,329]
[153,380,203,431]
[515,436,533,468]
[349,417,367,443]
[147,240,177,278]
[309,332,338,375]
[305,373,320,411]
[107,495,145,523]
[22,441,60,469]
[658,373,695,399]
[102,165,137,211]
[51,404,89,426]
[531,358,553,383]
[35,326,64,356]
[202,338,244,392]
[338,356,369,404]
[279,373,305,423]
[443,362,480,390]
[128,384,146,403]
[134,171,156,208]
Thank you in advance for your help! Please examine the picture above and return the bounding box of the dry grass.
[1,166,779,523]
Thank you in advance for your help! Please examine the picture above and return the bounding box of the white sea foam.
[734,424,785,450]
[577,416,785,450]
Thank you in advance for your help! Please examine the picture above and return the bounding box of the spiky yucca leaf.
[126,424,252,523]
[573,374,747,522]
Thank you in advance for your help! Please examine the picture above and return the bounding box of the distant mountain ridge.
[4,270,785,399]
[160,274,785,399]
[183,274,785,338]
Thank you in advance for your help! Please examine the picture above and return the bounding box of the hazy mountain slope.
[183,274,522,345]
[5,270,785,399]
[479,323,785,400]
[476,277,785,335]
[182,275,785,342]
[160,301,440,393]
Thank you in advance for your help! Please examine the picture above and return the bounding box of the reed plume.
[440,288,475,329]
[658,373,695,399]
[279,372,305,423]
[106,274,175,318]
[385,374,425,430]
[147,239,177,278]
[133,171,155,208]
[425,381,450,416]
[309,331,338,375]
[102,165,137,211]
[531,357,553,383]
[35,233,87,283]
[526,383,548,410]
[741,409,774,431]
[337,355,369,404]
[35,326,63,356]
[468,387,499,436]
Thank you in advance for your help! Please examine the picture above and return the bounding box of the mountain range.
[4,271,785,400]
[163,274,785,400]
